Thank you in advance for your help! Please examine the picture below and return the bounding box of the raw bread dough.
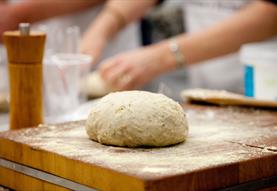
[86,91,188,147]
[181,88,277,108]
[81,71,112,98]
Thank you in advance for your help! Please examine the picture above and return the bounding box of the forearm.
[9,0,104,24]
[158,0,277,72]
[86,0,157,41]
[80,0,156,58]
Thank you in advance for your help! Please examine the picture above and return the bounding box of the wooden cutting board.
[0,104,276,191]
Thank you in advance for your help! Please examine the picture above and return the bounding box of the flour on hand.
[81,71,112,98]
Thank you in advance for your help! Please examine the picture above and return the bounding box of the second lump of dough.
[86,91,188,147]
[81,71,112,98]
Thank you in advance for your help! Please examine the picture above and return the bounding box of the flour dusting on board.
[1,105,276,179]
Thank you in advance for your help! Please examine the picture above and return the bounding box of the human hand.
[99,45,171,90]
[0,4,19,43]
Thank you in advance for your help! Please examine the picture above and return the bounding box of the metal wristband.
[169,38,186,69]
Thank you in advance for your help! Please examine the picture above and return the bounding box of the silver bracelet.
[169,38,186,69]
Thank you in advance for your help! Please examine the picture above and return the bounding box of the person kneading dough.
[86,91,188,147]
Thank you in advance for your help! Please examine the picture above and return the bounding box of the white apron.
[184,0,251,93]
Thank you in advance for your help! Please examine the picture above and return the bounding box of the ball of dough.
[86,91,188,147]
[81,71,112,98]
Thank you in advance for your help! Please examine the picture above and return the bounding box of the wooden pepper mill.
[4,23,46,129]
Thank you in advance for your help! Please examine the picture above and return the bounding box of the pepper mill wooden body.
[4,24,46,129]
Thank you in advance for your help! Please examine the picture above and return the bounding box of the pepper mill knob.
[19,23,30,36]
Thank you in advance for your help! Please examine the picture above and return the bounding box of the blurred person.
[97,0,277,99]
[0,0,141,62]
[0,0,150,117]
[81,0,186,96]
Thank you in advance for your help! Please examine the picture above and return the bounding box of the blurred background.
[0,0,276,129]
[0,0,186,127]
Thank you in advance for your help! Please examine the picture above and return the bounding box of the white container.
[44,53,93,118]
[240,39,277,101]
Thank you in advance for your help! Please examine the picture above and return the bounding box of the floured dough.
[81,71,112,98]
[86,91,188,147]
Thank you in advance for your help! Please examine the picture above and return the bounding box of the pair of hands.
[81,34,168,91]
[99,46,165,91]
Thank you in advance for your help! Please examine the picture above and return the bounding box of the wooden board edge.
[0,166,70,191]
[238,154,277,183]
[143,154,277,191]
[0,138,146,191]
[143,163,239,191]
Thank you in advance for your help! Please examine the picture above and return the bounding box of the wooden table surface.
[0,104,276,191]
